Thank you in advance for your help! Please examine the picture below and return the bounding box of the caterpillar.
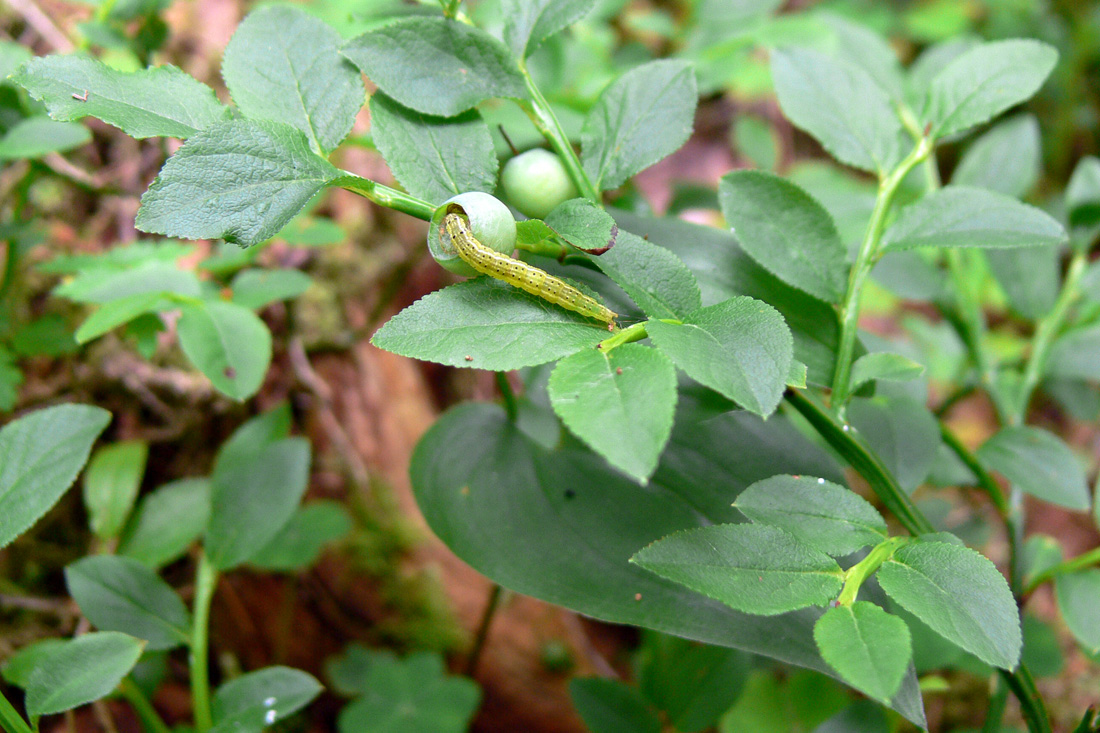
[440,212,618,327]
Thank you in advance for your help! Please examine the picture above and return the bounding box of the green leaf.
[213,402,292,477]
[921,39,1058,139]
[0,404,111,549]
[335,652,481,733]
[75,293,167,343]
[1048,326,1100,381]
[1066,156,1100,228]
[211,667,322,733]
[324,643,375,696]
[2,639,67,688]
[986,246,1059,321]
[952,115,1041,198]
[410,403,926,727]
[770,47,902,176]
[882,186,1066,251]
[876,540,1021,669]
[548,343,676,483]
[592,231,701,319]
[65,555,190,651]
[12,55,229,138]
[371,278,606,371]
[177,301,272,401]
[369,92,497,205]
[732,116,778,171]
[848,396,940,493]
[543,197,618,255]
[206,437,310,571]
[814,13,904,101]
[978,425,1089,511]
[118,477,210,568]
[221,6,363,153]
[850,352,925,391]
[632,523,843,615]
[646,297,792,417]
[341,17,525,117]
[811,700,890,733]
[10,315,78,357]
[1054,569,1100,654]
[82,439,147,540]
[55,261,201,304]
[1022,613,1064,678]
[24,632,144,717]
[718,170,847,302]
[733,475,886,556]
[0,117,90,159]
[0,348,21,412]
[230,268,312,310]
[813,602,911,704]
[135,119,341,247]
[40,239,196,275]
[248,501,352,572]
[569,678,662,733]
[502,0,597,58]
[581,59,697,191]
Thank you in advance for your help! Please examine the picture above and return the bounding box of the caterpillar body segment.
[441,213,618,326]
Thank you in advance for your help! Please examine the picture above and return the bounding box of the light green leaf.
[986,246,1059,321]
[213,402,292,478]
[502,0,597,58]
[814,602,911,704]
[978,425,1090,511]
[545,197,619,254]
[24,632,144,716]
[222,6,363,153]
[0,117,90,159]
[369,92,497,205]
[55,261,201,304]
[211,667,322,733]
[230,268,312,310]
[548,343,676,483]
[1047,326,1100,381]
[952,115,1040,198]
[877,540,1021,669]
[591,230,702,319]
[733,475,886,556]
[65,555,190,650]
[118,477,210,568]
[814,13,904,100]
[75,292,167,343]
[770,47,903,176]
[342,17,526,117]
[921,39,1058,139]
[371,278,607,371]
[12,55,229,138]
[718,170,847,302]
[136,119,342,247]
[0,404,111,549]
[570,678,662,733]
[2,639,67,688]
[881,186,1066,251]
[248,501,352,572]
[646,297,793,417]
[850,352,925,391]
[1054,570,1100,654]
[581,59,696,191]
[177,301,272,401]
[632,523,843,616]
[82,439,147,540]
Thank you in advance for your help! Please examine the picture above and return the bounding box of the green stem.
[836,537,907,606]
[0,691,33,733]
[465,584,502,676]
[335,173,436,222]
[831,137,932,413]
[190,553,218,733]
[982,678,1009,733]
[495,372,518,421]
[1024,546,1100,596]
[938,425,1009,516]
[517,64,600,202]
[118,679,171,733]
[1002,665,1052,733]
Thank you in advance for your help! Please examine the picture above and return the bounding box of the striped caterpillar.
[440,212,618,327]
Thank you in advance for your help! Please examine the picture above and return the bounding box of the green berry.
[501,149,579,220]
[428,192,517,277]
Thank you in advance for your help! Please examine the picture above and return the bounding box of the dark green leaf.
[0,348,21,411]
[24,632,144,716]
[369,92,497,205]
[136,119,341,247]
[718,170,847,302]
[1066,157,1100,228]
[118,477,210,568]
[877,540,1021,669]
[733,475,886,556]
[813,602,911,704]
[581,59,696,191]
[921,39,1058,138]
[0,404,111,549]
[811,700,890,733]
[371,278,607,370]
[177,301,272,401]
[82,440,147,540]
[0,117,90,159]
[952,115,1040,198]
[10,315,78,357]
[230,268,312,310]
[548,343,676,483]
[646,297,792,417]
[248,501,352,571]
[211,667,322,733]
[632,523,843,615]
[1055,570,1100,654]
[1022,613,1064,678]
[213,402,292,478]
[13,56,229,138]
[545,197,619,254]
[341,17,525,117]
[65,555,190,650]
[502,0,597,58]
[1048,326,1100,381]
[570,678,661,733]
[770,47,902,175]
[978,425,1090,511]
[881,186,1066,251]
[848,396,940,493]
[221,6,363,153]
[591,230,702,319]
